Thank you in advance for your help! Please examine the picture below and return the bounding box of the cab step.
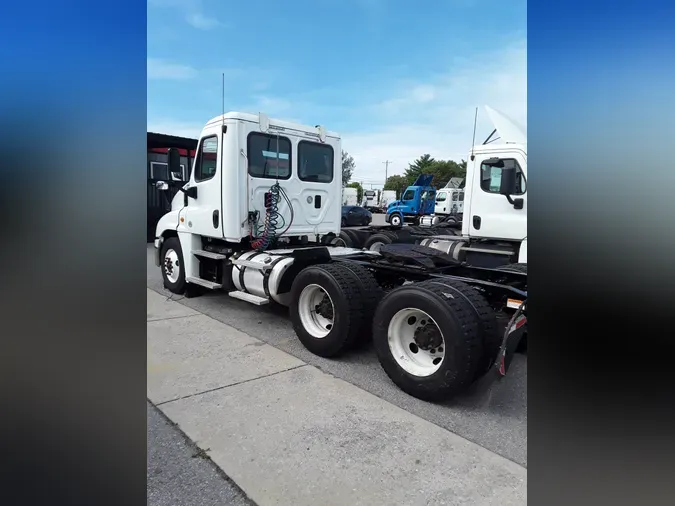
[186,276,222,289]
[193,249,228,260]
[228,290,269,305]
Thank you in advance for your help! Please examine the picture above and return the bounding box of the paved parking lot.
[147,245,527,468]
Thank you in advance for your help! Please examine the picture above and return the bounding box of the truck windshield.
[402,189,415,200]
[298,141,334,183]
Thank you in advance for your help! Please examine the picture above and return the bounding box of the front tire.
[390,213,403,228]
[289,263,367,357]
[160,237,186,294]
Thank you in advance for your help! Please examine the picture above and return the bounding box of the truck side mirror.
[499,167,517,195]
[167,148,181,179]
[499,167,524,209]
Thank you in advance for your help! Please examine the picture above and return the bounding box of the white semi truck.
[363,189,377,211]
[347,106,527,269]
[153,110,527,402]
[435,187,464,217]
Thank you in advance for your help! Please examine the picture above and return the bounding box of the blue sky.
[148,0,526,186]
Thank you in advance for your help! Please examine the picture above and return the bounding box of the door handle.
[473,216,481,230]
[212,210,219,228]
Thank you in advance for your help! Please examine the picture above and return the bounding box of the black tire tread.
[343,229,362,248]
[338,261,385,344]
[160,237,186,294]
[337,230,354,247]
[364,233,393,250]
[425,279,500,379]
[497,263,527,274]
[290,263,366,357]
[339,261,384,317]
[373,279,483,401]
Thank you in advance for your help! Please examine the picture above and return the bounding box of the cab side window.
[194,136,218,182]
[480,158,526,195]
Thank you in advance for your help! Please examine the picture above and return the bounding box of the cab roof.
[205,111,340,139]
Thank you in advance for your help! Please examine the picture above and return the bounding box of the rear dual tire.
[289,262,381,357]
[372,279,499,401]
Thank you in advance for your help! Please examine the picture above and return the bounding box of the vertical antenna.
[221,72,225,131]
[470,107,478,161]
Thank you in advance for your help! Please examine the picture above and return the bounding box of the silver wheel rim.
[298,284,335,338]
[369,241,385,252]
[388,308,445,377]
[163,248,181,283]
[392,216,401,226]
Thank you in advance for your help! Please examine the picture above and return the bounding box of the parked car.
[341,205,372,227]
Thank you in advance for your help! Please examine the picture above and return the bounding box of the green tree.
[404,154,437,185]
[430,159,466,188]
[342,150,355,187]
[383,175,407,197]
[346,181,363,202]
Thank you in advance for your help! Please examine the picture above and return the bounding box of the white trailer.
[379,190,397,209]
[153,110,527,402]
[342,187,358,206]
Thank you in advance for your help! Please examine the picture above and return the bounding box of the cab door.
[184,134,223,238]
[435,191,448,214]
[468,150,527,240]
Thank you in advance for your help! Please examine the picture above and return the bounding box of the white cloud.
[147,58,197,80]
[147,39,526,186]
[344,40,527,185]
[148,0,224,30]
[186,12,222,30]
[147,119,203,138]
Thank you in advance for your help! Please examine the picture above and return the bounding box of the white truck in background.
[434,187,464,217]
[152,110,528,403]
[342,187,358,206]
[379,190,397,211]
[413,106,527,267]
[363,189,378,211]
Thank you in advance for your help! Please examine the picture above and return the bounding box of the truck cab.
[462,143,526,242]
[154,112,342,282]
[419,106,527,266]
[434,187,464,217]
[385,174,436,227]
[363,190,377,211]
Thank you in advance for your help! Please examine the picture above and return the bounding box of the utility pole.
[383,160,392,184]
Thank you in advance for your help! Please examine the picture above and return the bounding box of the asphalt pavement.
[148,401,254,506]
